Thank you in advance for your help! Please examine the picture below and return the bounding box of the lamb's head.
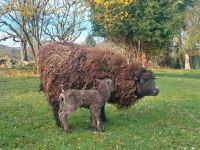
[95,78,114,93]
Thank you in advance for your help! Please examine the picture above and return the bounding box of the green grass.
[0,70,200,149]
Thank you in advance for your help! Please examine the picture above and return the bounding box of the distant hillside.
[0,44,20,59]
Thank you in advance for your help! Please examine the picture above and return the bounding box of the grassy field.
[0,69,200,149]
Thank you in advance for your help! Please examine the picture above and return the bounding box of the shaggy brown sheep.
[37,41,159,127]
[58,78,114,132]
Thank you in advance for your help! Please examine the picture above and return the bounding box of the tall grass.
[0,69,37,77]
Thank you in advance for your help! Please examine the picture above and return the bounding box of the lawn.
[0,69,200,149]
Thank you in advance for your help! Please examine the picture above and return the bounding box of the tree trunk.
[20,40,28,62]
[178,56,183,69]
[184,52,190,69]
[141,51,147,67]
[137,40,141,63]
[20,10,28,63]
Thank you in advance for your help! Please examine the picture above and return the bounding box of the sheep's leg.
[50,100,61,127]
[91,104,103,132]
[100,105,107,122]
[38,82,44,92]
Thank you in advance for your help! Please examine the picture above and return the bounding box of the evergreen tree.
[88,0,195,65]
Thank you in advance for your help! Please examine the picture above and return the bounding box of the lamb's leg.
[59,111,70,132]
[100,105,107,122]
[90,108,96,128]
[50,100,61,127]
[91,104,103,132]
[59,104,77,132]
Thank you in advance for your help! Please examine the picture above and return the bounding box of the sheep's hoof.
[101,118,107,122]
[55,119,62,127]
[56,122,62,128]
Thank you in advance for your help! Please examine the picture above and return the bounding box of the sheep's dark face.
[135,70,159,97]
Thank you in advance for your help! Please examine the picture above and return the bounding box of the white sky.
[0,31,20,47]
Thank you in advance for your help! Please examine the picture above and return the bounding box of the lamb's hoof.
[64,128,71,132]
[64,129,71,133]
[87,126,96,131]
[90,124,96,129]
[96,127,104,133]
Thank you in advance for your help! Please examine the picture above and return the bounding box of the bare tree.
[0,0,88,63]
[44,0,88,42]
[0,0,49,62]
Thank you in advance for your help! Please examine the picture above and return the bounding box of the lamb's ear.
[106,80,110,84]
[96,79,100,83]
[94,79,100,86]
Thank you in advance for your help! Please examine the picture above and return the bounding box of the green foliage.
[190,56,200,69]
[183,0,200,52]
[90,0,194,52]
[1,70,200,149]
[185,26,200,50]
[127,0,182,48]
[86,34,96,47]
